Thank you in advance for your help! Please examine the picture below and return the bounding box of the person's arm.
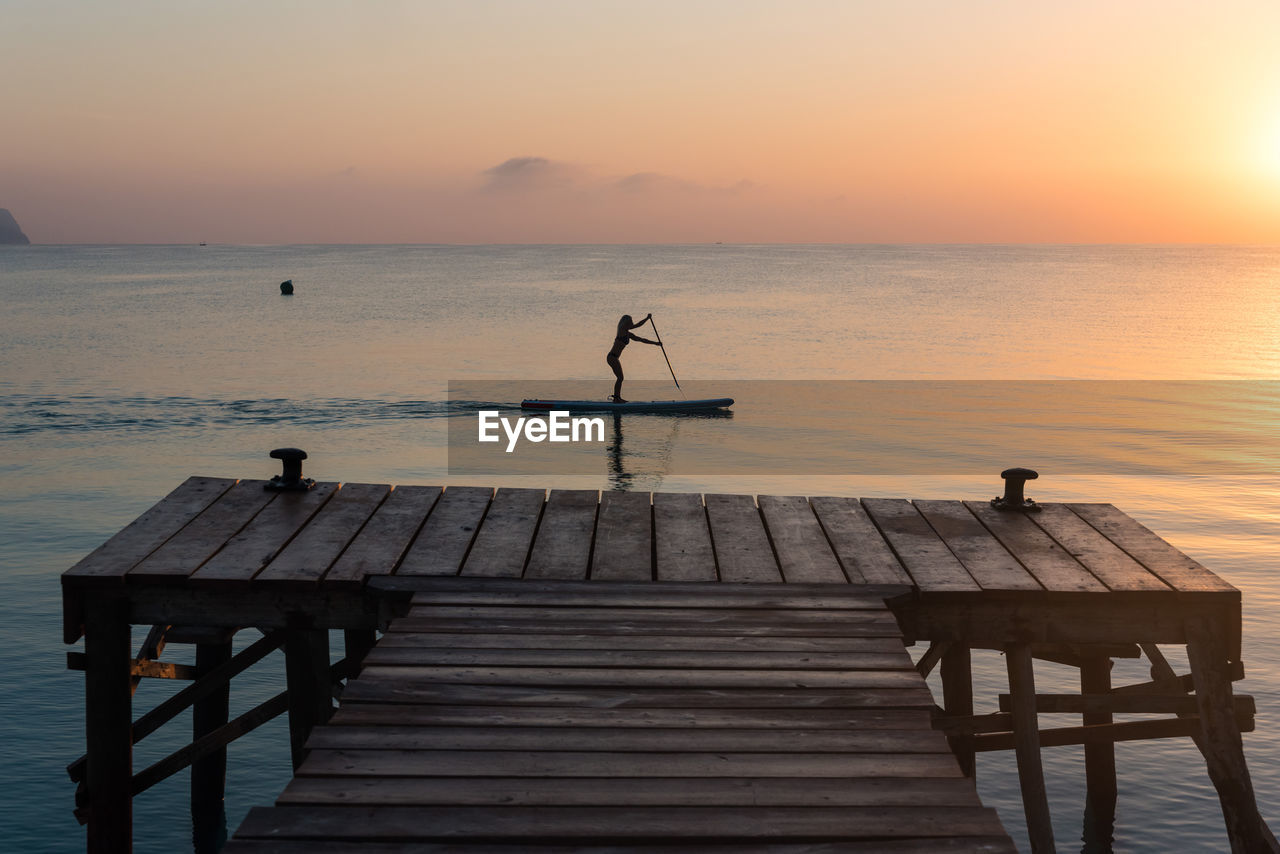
[628,333,660,345]
[628,313,652,330]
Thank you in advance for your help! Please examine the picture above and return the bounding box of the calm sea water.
[3,244,1280,852]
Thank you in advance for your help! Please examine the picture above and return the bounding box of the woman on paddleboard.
[608,313,660,402]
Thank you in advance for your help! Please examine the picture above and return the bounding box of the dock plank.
[524,490,600,579]
[234,804,1009,842]
[913,500,1040,591]
[188,483,339,586]
[1067,502,1238,593]
[129,479,276,581]
[1030,504,1171,592]
[758,495,847,583]
[256,483,390,585]
[323,486,442,586]
[862,499,979,592]
[360,648,913,670]
[705,494,782,582]
[653,492,716,581]
[964,501,1107,592]
[397,486,493,576]
[810,496,912,585]
[591,491,652,581]
[460,488,545,578]
[65,476,236,582]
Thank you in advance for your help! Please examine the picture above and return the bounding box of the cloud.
[481,157,582,192]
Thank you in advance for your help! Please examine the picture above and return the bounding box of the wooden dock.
[61,476,1274,852]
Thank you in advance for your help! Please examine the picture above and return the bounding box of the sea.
[3,243,1280,852]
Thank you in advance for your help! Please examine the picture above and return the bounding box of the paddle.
[647,316,682,392]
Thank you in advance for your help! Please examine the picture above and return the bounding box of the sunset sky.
[4,0,1280,244]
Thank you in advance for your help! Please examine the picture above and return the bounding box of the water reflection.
[605,410,734,491]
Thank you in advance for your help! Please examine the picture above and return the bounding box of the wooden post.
[1185,616,1278,853]
[191,639,232,853]
[1079,655,1116,851]
[83,595,132,854]
[284,628,332,770]
[343,628,377,677]
[1007,643,1055,853]
[940,644,975,777]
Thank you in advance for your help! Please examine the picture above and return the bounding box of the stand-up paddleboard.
[521,398,733,413]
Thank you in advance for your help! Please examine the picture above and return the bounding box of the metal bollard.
[265,447,315,491]
[991,467,1040,512]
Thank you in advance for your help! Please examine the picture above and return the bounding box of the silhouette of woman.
[607,313,659,402]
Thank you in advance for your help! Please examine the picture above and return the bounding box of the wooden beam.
[940,645,974,777]
[915,640,951,678]
[972,713,1255,752]
[67,653,198,681]
[1006,644,1055,853]
[67,630,283,783]
[83,597,132,854]
[997,693,1255,716]
[1185,616,1278,853]
[284,629,332,770]
[1080,655,1116,851]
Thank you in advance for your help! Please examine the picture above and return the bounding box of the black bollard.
[280,279,294,295]
[991,467,1041,512]
[265,447,314,491]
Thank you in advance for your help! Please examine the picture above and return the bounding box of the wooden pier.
[61,476,1275,852]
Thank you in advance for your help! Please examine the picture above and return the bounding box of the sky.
[3,0,1280,244]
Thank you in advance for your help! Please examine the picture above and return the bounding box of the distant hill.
[0,209,30,244]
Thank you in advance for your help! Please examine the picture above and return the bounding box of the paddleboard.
[520,398,734,413]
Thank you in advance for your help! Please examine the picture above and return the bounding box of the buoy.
[280,279,294,295]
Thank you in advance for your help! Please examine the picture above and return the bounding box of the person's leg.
[608,355,625,401]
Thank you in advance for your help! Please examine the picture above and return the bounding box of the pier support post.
[1079,655,1116,851]
[1007,644,1055,853]
[1185,617,1278,853]
[284,628,332,770]
[191,638,232,853]
[344,628,377,677]
[940,644,975,777]
[83,596,132,854]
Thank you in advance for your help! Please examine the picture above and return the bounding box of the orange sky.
[3,1,1280,243]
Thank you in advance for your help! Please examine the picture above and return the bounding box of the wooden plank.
[964,500,1105,592]
[279,775,980,807]
[1067,503,1238,593]
[653,492,716,581]
[188,483,339,586]
[591,491,652,581]
[256,483,390,585]
[297,748,963,778]
[377,632,907,653]
[862,499,979,592]
[304,725,949,753]
[459,488,545,578]
[810,496,912,585]
[404,604,899,624]
[386,615,903,638]
[324,486,442,585]
[356,665,924,690]
[223,837,1018,854]
[234,804,1010,840]
[704,493,782,582]
[396,486,493,576]
[362,647,913,671]
[339,683,935,709]
[524,489,599,579]
[65,476,236,582]
[328,704,936,730]
[403,579,894,609]
[914,500,1039,591]
[129,480,276,580]
[996,693,1256,716]
[758,495,846,583]
[1031,504,1170,592]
